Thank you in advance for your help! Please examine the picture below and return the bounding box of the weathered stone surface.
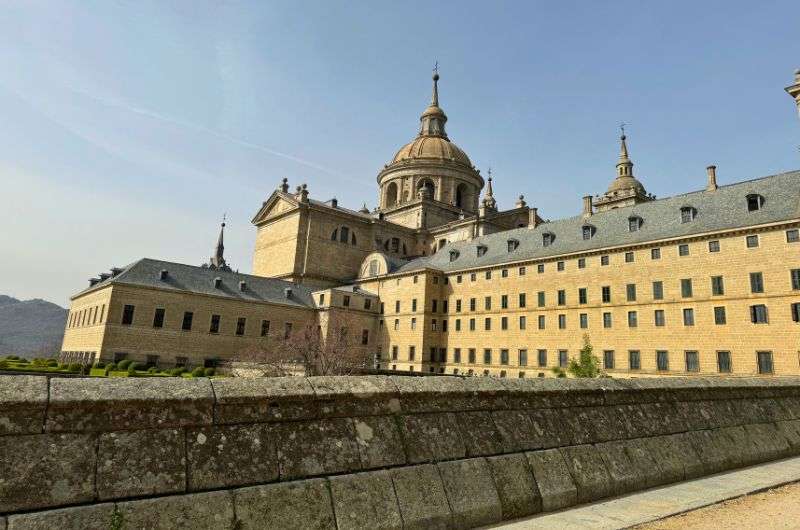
[211,377,317,424]
[389,376,469,413]
[96,428,185,500]
[558,408,595,446]
[390,464,452,530]
[486,453,542,519]
[639,436,685,484]
[674,401,713,431]
[492,409,542,452]
[526,449,578,512]
[438,457,503,528]
[0,375,47,435]
[277,418,361,479]
[775,419,800,453]
[117,490,235,529]
[398,412,466,463]
[350,415,406,469]
[234,478,335,530]
[664,432,705,480]
[47,377,213,432]
[530,408,567,448]
[559,444,614,503]
[7,504,114,530]
[454,410,504,456]
[595,440,643,495]
[187,423,278,491]
[329,470,402,530]
[308,376,401,417]
[623,437,674,487]
[685,430,732,475]
[460,377,510,410]
[743,423,791,461]
[0,433,95,512]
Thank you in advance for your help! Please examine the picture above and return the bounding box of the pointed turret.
[203,217,232,272]
[418,66,448,138]
[481,168,497,210]
[593,127,653,212]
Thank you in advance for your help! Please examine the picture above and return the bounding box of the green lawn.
[2,359,221,378]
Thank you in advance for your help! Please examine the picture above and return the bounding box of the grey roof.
[332,285,378,296]
[397,170,800,273]
[75,258,316,308]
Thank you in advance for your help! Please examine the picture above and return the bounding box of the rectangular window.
[558,350,568,368]
[557,290,566,305]
[485,270,492,280]
[442,319,448,332]
[455,318,461,331]
[456,299,462,312]
[746,235,759,248]
[652,281,664,300]
[454,348,462,363]
[578,258,586,269]
[626,284,636,302]
[411,318,416,330]
[501,269,508,278]
[757,351,773,374]
[431,319,438,331]
[708,240,720,252]
[209,314,220,333]
[501,295,508,309]
[121,304,135,325]
[557,261,565,271]
[678,244,689,256]
[685,351,700,372]
[470,273,476,282]
[343,295,350,307]
[714,306,727,325]
[750,272,764,293]
[793,303,800,323]
[537,349,547,367]
[654,309,665,327]
[260,319,270,337]
[683,308,695,326]
[442,300,447,313]
[601,255,609,266]
[519,293,526,308]
[284,322,292,339]
[236,317,246,336]
[432,300,438,313]
[152,308,165,328]
[651,248,661,260]
[537,291,545,307]
[629,350,641,370]
[537,264,544,274]
[518,349,528,366]
[791,269,800,290]
[470,298,476,311]
[457,275,463,283]
[538,315,545,330]
[711,276,724,295]
[483,349,492,364]
[558,314,566,329]
[500,349,509,365]
[519,315,526,330]
[717,351,732,373]
[392,346,398,360]
[395,301,400,313]
[578,288,587,304]
[484,297,492,311]
[519,266,526,276]
[579,313,588,329]
[628,311,638,328]
[750,304,769,323]
[501,316,508,330]
[380,302,384,314]
[625,251,634,263]
[469,348,476,364]
[364,298,372,310]
[657,350,669,371]
[603,312,612,328]
[603,350,615,369]
[409,346,416,361]
[412,299,417,312]
[469,318,476,331]
[681,279,693,298]
[182,311,194,331]
[393,319,399,330]
[602,286,611,303]
[484,317,492,331]
[787,229,800,243]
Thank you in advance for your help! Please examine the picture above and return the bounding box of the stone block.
[559,408,596,446]
[674,401,713,431]
[685,430,731,475]
[775,419,800,453]
[398,412,466,464]
[0,375,47,435]
[438,458,503,528]
[276,418,361,480]
[530,408,568,448]
[492,409,543,452]
[388,376,469,413]
[623,437,676,487]
[526,449,578,512]
[329,470,402,530]
[743,423,791,461]
[498,378,550,409]
[595,441,643,495]
[0,433,95,512]
[390,464,452,530]
[47,377,213,433]
[186,423,278,491]
[460,377,510,410]
[650,401,689,434]
[7,504,114,530]
[719,425,760,467]
[308,376,401,417]
[117,490,235,529]
[583,406,627,442]
[559,444,614,503]
[211,377,317,424]
[96,428,185,500]
[350,415,406,469]
[234,478,335,530]
[665,433,705,480]
[486,453,542,519]
[453,410,504,456]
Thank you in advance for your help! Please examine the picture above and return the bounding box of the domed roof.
[392,136,472,166]
[607,175,646,195]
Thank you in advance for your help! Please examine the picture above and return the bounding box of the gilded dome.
[391,136,472,166]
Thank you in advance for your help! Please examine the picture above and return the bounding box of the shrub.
[170,367,187,376]
[117,359,132,370]
[106,362,117,372]
[203,367,216,377]
[147,366,158,374]
[127,362,141,375]
[94,361,106,369]
[67,363,82,373]
[0,360,8,369]
[46,359,58,367]
[191,367,205,377]
[6,355,20,361]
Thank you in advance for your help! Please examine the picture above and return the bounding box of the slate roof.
[74,258,317,307]
[397,170,800,274]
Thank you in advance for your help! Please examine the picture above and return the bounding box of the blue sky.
[1,1,798,306]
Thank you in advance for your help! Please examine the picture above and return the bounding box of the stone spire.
[204,216,232,272]
[481,168,497,210]
[593,127,652,212]
[616,126,634,179]
[419,64,448,138]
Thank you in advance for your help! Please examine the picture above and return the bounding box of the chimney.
[528,207,539,229]
[330,198,338,208]
[88,277,100,286]
[582,195,593,217]
[159,269,168,281]
[110,267,123,277]
[99,273,110,281]
[284,287,293,299]
[214,277,222,289]
[706,165,718,191]
[239,280,247,291]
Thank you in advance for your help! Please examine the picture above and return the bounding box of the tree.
[552,334,604,378]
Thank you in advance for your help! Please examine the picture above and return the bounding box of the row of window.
[67,304,106,328]
[318,293,372,310]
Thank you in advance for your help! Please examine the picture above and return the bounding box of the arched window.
[331,228,338,241]
[542,232,555,247]
[385,182,399,207]
[417,178,435,200]
[339,226,350,243]
[680,207,697,223]
[449,250,460,262]
[746,194,765,212]
[368,260,379,276]
[581,225,595,240]
[390,238,400,253]
[477,245,488,257]
[507,239,519,252]
[628,216,643,232]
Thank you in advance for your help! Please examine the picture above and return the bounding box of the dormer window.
[542,232,555,247]
[477,245,488,257]
[628,216,643,232]
[680,206,697,223]
[581,225,595,240]
[747,194,765,212]
[507,239,519,252]
[449,250,460,262]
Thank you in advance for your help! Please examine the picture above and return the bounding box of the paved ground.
[486,456,800,529]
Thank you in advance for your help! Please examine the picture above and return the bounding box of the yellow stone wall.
[60,286,114,363]
[252,209,302,280]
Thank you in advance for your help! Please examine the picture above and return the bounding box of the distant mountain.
[0,295,67,358]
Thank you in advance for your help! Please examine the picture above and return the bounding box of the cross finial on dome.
[431,61,440,106]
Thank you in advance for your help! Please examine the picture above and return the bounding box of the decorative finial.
[619,122,626,140]
[487,166,492,180]
[431,62,440,106]
[433,61,439,80]
[221,212,226,228]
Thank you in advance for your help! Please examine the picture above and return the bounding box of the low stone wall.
[2,375,800,529]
